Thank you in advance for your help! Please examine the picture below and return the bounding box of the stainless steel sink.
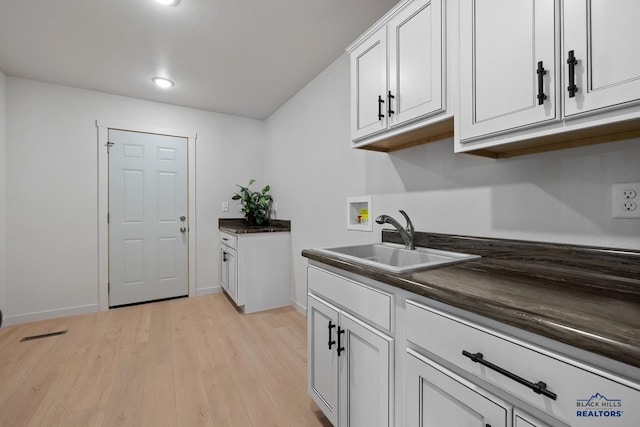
[317,242,480,273]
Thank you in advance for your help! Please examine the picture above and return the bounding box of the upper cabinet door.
[459,0,559,142]
[388,0,444,128]
[563,0,640,117]
[351,27,388,141]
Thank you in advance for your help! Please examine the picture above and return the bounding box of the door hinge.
[108,282,110,293]
[107,213,110,224]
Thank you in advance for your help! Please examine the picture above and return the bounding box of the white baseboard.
[291,298,307,316]
[3,304,99,326]
[196,285,222,296]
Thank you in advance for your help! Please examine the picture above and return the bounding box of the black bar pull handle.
[567,50,578,98]
[387,91,395,116]
[328,321,336,350]
[337,327,345,356]
[462,350,557,400]
[378,95,385,120]
[222,252,228,262]
[536,61,547,105]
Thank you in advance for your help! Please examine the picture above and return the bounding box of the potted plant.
[232,179,273,226]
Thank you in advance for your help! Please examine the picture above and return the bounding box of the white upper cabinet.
[456,0,640,156]
[351,27,388,141]
[562,0,640,117]
[388,0,444,128]
[348,0,450,151]
[459,0,559,142]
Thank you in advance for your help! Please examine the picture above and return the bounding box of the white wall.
[0,70,6,316]
[5,77,265,324]
[265,54,640,311]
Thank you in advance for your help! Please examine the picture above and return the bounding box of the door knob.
[179,216,186,221]
[180,227,187,233]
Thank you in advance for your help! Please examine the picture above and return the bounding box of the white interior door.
[108,129,188,307]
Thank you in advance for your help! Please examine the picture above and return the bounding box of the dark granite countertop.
[219,218,291,234]
[302,231,640,369]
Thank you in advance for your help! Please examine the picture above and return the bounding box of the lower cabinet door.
[308,294,340,426]
[339,312,393,427]
[226,248,238,303]
[514,409,549,427]
[219,247,228,293]
[405,349,510,427]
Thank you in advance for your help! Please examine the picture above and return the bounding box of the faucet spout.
[375,210,415,250]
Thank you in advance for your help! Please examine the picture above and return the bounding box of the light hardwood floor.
[0,294,331,427]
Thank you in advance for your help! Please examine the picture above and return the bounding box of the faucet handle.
[398,210,414,232]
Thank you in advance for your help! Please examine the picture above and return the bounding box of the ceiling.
[0,0,398,120]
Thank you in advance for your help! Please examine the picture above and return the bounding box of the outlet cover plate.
[612,182,640,218]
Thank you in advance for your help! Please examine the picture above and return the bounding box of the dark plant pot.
[246,213,258,226]
[246,212,269,226]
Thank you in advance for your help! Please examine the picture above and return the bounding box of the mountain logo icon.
[578,393,622,405]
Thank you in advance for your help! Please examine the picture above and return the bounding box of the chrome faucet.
[375,210,415,250]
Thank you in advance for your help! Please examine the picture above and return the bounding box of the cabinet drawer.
[308,266,393,333]
[406,299,640,426]
[219,231,237,249]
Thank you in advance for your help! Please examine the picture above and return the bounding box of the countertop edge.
[301,248,640,370]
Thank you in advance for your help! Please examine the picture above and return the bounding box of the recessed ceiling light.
[155,0,180,6]
[152,77,175,89]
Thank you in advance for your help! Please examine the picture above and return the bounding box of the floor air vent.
[20,330,67,342]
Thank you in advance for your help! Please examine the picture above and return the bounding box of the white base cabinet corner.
[219,230,290,313]
[307,266,394,427]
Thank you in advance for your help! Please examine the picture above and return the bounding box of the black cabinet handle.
[222,252,228,262]
[387,91,395,116]
[462,350,557,400]
[337,327,345,356]
[377,95,385,120]
[567,50,578,98]
[328,321,336,350]
[536,61,547,105]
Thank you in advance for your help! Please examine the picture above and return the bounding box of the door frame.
[96,120,197,311]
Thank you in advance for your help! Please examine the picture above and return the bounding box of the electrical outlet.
[222,201,229,212]
[612,182,640,218]
[623,189,637,199]
[622,200,637,211]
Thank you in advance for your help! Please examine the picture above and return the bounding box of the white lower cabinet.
[219,245,237,301]
[308,266,394,427]
[306,263,640,427]
[219,230,290,313]
[405,348,512,427]
[405,299,640,427]
[406,348,550,427]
